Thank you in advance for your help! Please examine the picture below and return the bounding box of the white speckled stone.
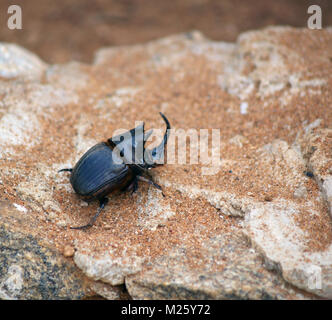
[0,43,46,80]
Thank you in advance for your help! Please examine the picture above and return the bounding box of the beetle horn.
[144,129,153,142]
[145,112,170,165]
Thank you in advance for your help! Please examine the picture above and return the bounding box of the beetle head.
[108,112,170,170]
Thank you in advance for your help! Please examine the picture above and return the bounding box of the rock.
[0,26,331,299]
[229,135,248,148]
[63,245,75,258]
[298,126,332,218]
[89,281,129,300]
[293,185,307,199]
[74,250,147,286]
[244,201,332,298]
[0,202,90,299]
[126,233,304,300]
[0,43,46,81]
[323,178,332,213]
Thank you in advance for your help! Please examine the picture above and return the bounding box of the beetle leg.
[131,178,138,194]
[58,168,73,173]
[70,197,109,230]
[137,176,165,197]
[125,178,139,195]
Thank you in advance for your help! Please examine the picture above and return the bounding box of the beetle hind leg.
[58,168,73,173]
[70,197,109,230]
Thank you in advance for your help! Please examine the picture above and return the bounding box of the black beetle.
[59,112,170,230]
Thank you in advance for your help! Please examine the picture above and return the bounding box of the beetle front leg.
[125,177,139,195]
[70,197,109,230]
[137,176,165,197]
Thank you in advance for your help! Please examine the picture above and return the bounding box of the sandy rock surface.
[0,26,331,299]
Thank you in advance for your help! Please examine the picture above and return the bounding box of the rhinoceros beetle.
[59,112,170,230]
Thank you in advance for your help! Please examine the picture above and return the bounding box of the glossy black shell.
[70,142,132,201]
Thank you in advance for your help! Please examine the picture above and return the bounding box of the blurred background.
[0,0,331,64]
